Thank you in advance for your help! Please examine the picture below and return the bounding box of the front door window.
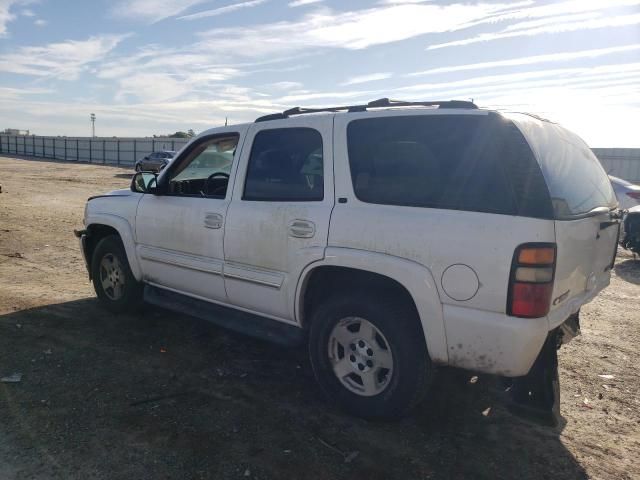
[167,135,239,197]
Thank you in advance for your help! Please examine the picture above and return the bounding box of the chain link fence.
[0,135,191,168]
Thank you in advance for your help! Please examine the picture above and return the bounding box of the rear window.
[347,115,536,216]
[530,127,617,218]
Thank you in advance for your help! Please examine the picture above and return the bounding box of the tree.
[187,129,196,137]
[169,131,189,138]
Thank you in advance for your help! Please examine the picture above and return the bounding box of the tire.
[91,235,143,313]
[308,291,433,419]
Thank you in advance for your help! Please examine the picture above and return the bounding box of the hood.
[107,188,133,196]
[88,188,133,201]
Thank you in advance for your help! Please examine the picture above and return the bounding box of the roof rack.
[254,98,478,122]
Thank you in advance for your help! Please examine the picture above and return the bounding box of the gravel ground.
[1,155,639,480]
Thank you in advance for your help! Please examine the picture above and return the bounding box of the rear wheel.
[308,292,432,419]
[91,235,143,313]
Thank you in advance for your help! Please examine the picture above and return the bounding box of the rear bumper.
[443,304,549,377]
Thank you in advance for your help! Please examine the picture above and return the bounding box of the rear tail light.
[626,191,640,200]
[508,244,556,318]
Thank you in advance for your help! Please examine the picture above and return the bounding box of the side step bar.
[144,285,304,346]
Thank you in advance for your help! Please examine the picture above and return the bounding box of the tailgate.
[549,210,619,327]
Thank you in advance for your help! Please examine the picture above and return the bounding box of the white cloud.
[111,0,208,23]
[19,7,33,16]
[34,18,46,26]
[377,0,435,4]
[96,45,248,103]
[196,2,523,57]
[341,72,392,86]
[0,0,20,36]
[267,81,304,90]
[501,12,602,32]
[0,86,52,100]
[273,89,377,104]
[288,0,322,7]
[178,0,267,20]
[428,0,640,49]
[397,62,640,96]
[410,44,640,77]
[0,34,131,80]
[480,0,640,24]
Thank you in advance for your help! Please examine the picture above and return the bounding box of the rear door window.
[347,115,518,215]
[243,128,323,201]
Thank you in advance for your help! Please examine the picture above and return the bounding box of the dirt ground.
[1,155,639,480]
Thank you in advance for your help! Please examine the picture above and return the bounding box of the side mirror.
[131,171,160,194]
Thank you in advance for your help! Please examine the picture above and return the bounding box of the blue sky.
[0,0,638,146]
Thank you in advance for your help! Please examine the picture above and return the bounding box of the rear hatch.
[509,115,619,327]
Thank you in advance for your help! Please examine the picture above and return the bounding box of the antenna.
[225,117,228,127]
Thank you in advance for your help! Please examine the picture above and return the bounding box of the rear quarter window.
[528,126,617,218]
[347,114,550,217]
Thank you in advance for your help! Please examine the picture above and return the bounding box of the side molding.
[296,247,448,364]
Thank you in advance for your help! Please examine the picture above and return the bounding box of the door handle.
[204,213,223,229]
[288,219,315,238]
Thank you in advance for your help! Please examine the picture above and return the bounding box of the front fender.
[296,247,448,365]
[85,213,142,281]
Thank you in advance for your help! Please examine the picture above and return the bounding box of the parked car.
[75,99,620,420]
[609,175,640,210]
[134,151,175,172]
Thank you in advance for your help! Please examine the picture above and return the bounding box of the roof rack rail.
[254,98,478,122]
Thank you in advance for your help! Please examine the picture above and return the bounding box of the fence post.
[171,140,175,151]
[117,140,120,166]
[89,139,92,163]
[53,137,56,160]
[76,139,79,161]
[152,138,155,153]
[15,136,18,155]
[64,138,67,160]
[42,137,45,157]
[133,139,137,163]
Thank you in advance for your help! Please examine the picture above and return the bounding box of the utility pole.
[90,113,96,137]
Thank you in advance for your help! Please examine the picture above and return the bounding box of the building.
[3,128,30,135]
[592,148,640,183]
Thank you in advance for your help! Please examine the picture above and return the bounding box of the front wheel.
[91,235,143,313]
[308,292,433,419]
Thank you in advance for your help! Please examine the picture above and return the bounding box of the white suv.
[76,99,620,420]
